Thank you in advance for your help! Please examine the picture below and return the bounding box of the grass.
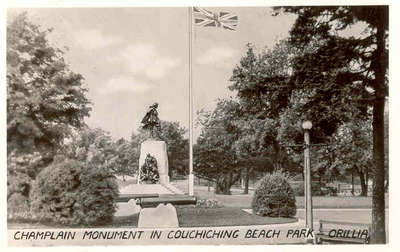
[9,207,296,229]
[110,206,297,228]
[8,182,388,229]
[176,206,296,227]
[171,180,389,209]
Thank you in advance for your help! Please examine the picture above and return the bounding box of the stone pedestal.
[139,140,169,184]
[138,204,179,228]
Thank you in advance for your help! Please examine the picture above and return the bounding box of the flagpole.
[188,6,194,196]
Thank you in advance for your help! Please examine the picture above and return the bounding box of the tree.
[233,118,297,193]
[233,118,269,194]
[333,120,373,196]
[194,99,242,194]
[158,121,189,178]
[229,42,300,173]
[229,41,295,120]
[7,13,91,204]
[64,127,139,178]
[111,138,139,178]
[274,6,388,243]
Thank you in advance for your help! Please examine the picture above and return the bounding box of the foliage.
[229,42,303,174]
[229,41,295,119]
[30,157,118,225]
[7,12,91,156]
[75,165,119,225]
[65,127,139,177]
[7,193,30,220]
[140,154,159,184]
[7,13,91,206]
[7,151,43,200]
[159,121,189,177]
[252,171,296,217]
[331,120,373,196]
[194,99,242,194]
[274,6,388,243]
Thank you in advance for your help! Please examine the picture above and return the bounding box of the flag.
[193,7,238,31]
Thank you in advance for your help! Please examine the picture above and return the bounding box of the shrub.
[251,171,296,217]
[30,157,118,226]
[7,193,31,220]
[74,166,119,225]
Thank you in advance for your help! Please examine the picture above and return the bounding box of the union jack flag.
[193,7,238,31]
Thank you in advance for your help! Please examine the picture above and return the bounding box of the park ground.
[9,179,389,231]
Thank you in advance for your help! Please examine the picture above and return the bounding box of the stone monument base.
[139,140,169,185]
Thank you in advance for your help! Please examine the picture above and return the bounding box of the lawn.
[8,206,296,229]
[112,206,297,228]
[171,180,389,209]
[8,180,388,229]
[176,206,296,227]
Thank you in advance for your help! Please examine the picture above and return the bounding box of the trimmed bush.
[30,157,118,226]
[252,171,296,217]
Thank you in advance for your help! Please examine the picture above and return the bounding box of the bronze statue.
[141,103,161,139]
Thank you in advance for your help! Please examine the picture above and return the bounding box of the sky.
[8,7,297,140]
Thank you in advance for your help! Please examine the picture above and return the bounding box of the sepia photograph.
[5,2,391,247]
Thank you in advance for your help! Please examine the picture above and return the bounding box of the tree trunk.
[215,174,231,195]
[243,167,250,194]
[215,171,241,195]
[357,168,368,197]
[217,178,231,195]
[370,8,387,243]
[215,179,221,194]
[168,161,173,179]
[351,171,354,196]
[371,95,386,243]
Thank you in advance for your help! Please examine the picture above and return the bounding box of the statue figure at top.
[141,103,161,139]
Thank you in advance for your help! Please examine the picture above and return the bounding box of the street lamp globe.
[302,120,312,130]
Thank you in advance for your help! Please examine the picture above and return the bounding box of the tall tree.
[233,118,278,193]
[194,99,242,194]
[274,6,388,243]
[334,120,373,196]
[229,42,300,171]
[7,13,91,202]
[158,121,189,178]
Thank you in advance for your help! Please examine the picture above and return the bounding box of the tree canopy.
[274,6,388,243]
[7,13,91,157]
[7,13,91,203]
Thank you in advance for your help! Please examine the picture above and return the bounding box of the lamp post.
[302,120,313,230]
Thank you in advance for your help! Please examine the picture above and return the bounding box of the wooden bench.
[117,194,197,208]
[315,220,371,244]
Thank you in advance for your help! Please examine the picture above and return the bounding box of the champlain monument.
[138,103,169,185]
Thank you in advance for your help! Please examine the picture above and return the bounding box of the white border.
[1,1,399,252]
